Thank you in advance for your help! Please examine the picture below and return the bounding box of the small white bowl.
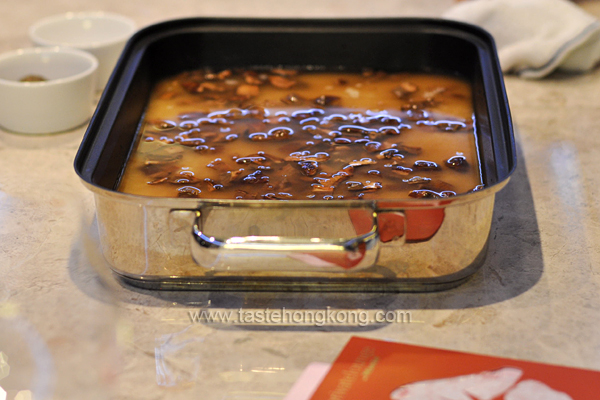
[0,47,98,134]
[29,12,135,90]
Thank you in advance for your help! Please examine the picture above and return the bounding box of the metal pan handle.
[189,204,401,272]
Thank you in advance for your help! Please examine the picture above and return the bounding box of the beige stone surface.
[1,1,599,399]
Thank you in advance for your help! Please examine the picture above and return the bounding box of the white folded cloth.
[442,0,600,78]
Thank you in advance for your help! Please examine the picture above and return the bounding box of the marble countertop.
[1,1,599,399]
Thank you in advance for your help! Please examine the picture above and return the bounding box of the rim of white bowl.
[0,47,98,87]
[29,11,136,50]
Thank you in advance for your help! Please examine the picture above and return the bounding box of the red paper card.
[310,337,600,400]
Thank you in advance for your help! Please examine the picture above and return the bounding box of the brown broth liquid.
[118,69,483,200]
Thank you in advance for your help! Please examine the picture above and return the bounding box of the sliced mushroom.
[390,165,413,176]
[236,84,260,97]
[403,176,432,185]
[413,160,440,171]
[376,148,404,160]
[217,70,232,80]
[364,141,382,152]
[177,186,202,198]
[197,82,226,93]
[392,82,418,99]
[286,151,330,163]
[408,189,441,199]
[269,75,296,89]
[346,180,382,192]
[243,71,264,85]
[446,155,469,170]
[312,165,354,192]
[348,158,377,167]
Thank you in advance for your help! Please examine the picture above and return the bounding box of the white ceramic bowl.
[0,47,98,134]
[29,12,135,90]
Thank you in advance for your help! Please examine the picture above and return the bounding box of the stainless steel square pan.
[75,18,516,291]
